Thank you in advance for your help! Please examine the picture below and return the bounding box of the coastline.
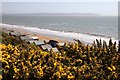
[0,23,71,43]
[0,23,118,45]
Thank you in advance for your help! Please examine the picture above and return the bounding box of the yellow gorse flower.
[67,73,75,79]
[55,71,61,78]
[1,34,120,80]
[14,67,19,73]
[59,65,63,72]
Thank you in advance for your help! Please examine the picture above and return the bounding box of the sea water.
[1,15,118,44]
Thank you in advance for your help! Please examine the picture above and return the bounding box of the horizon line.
[1,13,118,16]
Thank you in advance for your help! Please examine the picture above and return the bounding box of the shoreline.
[1,24,72,43]
[0,23,118,45]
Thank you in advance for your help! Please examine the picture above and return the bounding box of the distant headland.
[2,13,101,16]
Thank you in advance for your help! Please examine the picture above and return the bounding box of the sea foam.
[0,23,118,45]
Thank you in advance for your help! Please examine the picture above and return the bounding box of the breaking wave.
[0,23,118,45]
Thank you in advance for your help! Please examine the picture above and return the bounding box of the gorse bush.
[1,32,120,80]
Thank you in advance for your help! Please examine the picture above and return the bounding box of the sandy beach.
[2,25,71,43]
[1,23,118,46]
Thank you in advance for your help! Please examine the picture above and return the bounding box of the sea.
[1,15,118,44]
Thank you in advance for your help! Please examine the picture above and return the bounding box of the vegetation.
[1,31,120,80]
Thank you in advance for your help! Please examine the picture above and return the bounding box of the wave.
[0,23,118,45]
